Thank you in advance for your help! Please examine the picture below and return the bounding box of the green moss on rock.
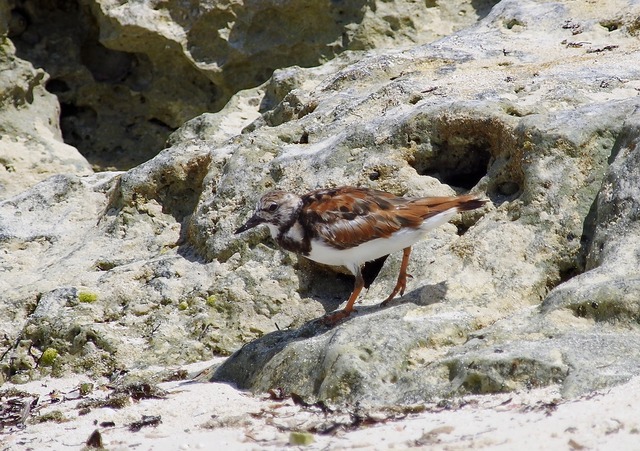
[78,291,98,303]
[40,348,59,367]
[289,431,314,446]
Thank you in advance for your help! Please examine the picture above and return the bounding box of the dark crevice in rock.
[9,0,218,171]
[545,207,599,293]
[398,111,522,196]
[544,261,582,297]
[411,138,491,190]
[149,117,172,130]
[455,221,474,236]
[569,282,640,324]
[80,41,136,84]
[557,264,581,287]
[575,195,600,273]
[470,0,502,19]
[429,141,491,189]
[485,168,523,204]
[543,121,631,295]
[45,78,70,94]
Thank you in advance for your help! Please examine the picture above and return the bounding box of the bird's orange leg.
[381,247,412,306]
[322,268,364,325]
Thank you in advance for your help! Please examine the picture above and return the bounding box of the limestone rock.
[4,0,491,169]
[2,0,640,409]
[0,40,92,199]
[210,0,640,405]
[542,109,640,324]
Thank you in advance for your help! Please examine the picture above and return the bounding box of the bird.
[235,186,487,324]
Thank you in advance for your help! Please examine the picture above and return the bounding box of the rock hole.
[455,223,471,236]
[486,178,522,205]
[46,78,70,94]
[294,131,309,144]
[8,8,30,38]
[148,118,172,130]
[600,20,622,32]
[504,18,524,30]
[407,134,422,145]
[60,104,98,145]
[558,265,580,286]
[10,2,218,172]
[410,140,491,191]
[573,194,599,272]
[81,41,136,84]
[497,181,520,196]
[95,261,117,271]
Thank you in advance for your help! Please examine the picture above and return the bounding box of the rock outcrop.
[2,0,640,407]
[4,0,492,169]
[0,38,92,199]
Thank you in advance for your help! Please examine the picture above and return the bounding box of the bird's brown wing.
[405,194,487,215]
[300,187,483,250]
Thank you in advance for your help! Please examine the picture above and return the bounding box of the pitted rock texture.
[3,0,494,170]
[1,0,640,408]
[208,0,640,405]
[0,39,92,199]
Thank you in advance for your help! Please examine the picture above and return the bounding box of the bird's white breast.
[307,208,459,275]
[282,221,305,242]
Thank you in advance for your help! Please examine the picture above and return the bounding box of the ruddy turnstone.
[235,186,486,323]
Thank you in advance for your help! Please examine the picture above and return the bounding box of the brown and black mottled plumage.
[299,187,484,249]
[235,186,487,324]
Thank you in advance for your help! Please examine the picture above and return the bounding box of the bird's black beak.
[235,214,263,234]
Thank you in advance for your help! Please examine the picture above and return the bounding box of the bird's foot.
[320,308,354,326]
[381,273,412,306]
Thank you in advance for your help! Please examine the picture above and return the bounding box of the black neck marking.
[275,207,312,255]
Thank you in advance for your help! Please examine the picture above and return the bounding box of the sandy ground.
[1,358,639,450]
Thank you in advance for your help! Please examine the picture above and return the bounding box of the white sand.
[1,358,638,450]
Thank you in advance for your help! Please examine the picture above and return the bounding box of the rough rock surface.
[0,38,92,199]
[209,0,640,405]
[2,0,640,409]
[4,0,493,169]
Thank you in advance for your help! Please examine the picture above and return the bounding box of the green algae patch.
[289,431,314,446]
[39,348,59,367]
[78,291,98,303]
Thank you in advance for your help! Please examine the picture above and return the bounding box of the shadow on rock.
[210,281,448,395]
[210,313,336,390]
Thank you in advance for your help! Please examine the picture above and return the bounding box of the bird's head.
[235,190,303,238]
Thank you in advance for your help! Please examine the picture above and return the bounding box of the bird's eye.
[267,202,278,212]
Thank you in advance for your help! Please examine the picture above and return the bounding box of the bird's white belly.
[307,209,457,274]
